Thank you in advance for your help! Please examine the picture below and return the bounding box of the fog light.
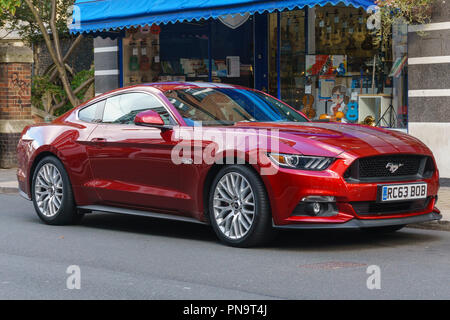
[292,195,338,217]
[303,202,322,216]
[312,202,321,215]
[302,196,336,203]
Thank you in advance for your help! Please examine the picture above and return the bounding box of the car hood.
[232,122,432,159]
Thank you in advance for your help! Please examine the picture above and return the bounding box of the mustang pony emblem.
[386,162,404,173]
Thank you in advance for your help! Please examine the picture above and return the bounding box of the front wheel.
[32,156,83,225]
[208,165,274,247]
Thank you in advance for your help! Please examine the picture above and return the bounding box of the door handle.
[90,138,107,145]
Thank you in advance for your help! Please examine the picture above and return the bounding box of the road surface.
[0,193,449,299]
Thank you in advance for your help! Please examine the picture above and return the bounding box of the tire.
[362,225,405,234]
[208,165,274,247]
[32,156,83,225]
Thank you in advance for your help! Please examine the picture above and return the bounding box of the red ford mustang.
[17,82,441,247]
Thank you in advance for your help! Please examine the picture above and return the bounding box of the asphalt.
[0,193,449,300]
[441,178,450,187]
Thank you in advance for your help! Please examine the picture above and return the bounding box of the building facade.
[407,0,450,179]
[71,0,450,178]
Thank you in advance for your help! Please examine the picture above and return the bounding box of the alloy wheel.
[34,163,64,217]
[213,172,256,240]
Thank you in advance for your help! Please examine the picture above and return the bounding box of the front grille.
[351,197,431,216]
[360,155,421,178]
[344,155,434,182]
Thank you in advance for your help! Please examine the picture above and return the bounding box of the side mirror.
[134,110,164,127]
[134,110,174,132]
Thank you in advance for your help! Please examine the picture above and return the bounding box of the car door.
[86,91,186,213]
[70,100,106,205]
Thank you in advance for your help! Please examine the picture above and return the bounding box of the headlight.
[268,153,334,170]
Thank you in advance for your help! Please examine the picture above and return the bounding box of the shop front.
[71,0,408,129]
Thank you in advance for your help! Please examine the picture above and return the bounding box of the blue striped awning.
[70,0,375,34]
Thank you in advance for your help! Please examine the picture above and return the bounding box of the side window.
[78,102,98,122]
[102,93,174,125]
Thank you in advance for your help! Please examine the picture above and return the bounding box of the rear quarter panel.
[17,118,98,205]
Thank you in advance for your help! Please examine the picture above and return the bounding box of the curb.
[0,186,19,194]
[407,221,450,232]
[0,186,449,231]
[440,178,450,187]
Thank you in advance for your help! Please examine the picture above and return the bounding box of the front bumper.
[261,158,440,226]
[273,211,442,229]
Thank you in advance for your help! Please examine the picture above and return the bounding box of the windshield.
[164,88,308,126]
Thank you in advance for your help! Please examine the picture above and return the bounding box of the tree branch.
[24,0,79,108]
[48,34,83,81]
[74,77,95,95]
[49,76,94,114]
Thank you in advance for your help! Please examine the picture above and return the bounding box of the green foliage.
[32,69,94,116]
[70,69,94,99]
[0,0,74,44]
[31,74,64,109]
[0,0,22,14]
[1,0,93,116]
[374,0,435,44]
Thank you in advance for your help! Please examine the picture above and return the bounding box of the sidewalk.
[412,187,450,231]
[0,168,19,194]
[0,168,449,230]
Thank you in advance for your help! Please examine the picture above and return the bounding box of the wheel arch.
[29,151,69,200]
[201,158,272,223]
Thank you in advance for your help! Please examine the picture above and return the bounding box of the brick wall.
[0,63,32,120]
[0,45,34,168]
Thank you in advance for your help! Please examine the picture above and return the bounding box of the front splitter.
[273,212,442,229]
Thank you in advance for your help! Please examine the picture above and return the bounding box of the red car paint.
[17,83,440,227]
[134,109,165,126]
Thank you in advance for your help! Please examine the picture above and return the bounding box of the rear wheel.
[209,165,274,247]
[32,156,83,225]
[362,225,405,234]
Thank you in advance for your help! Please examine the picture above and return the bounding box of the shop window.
[310,5,402,127]
[117,4,405,129]
[122,22,210,86]
[159,22,210,82]
[266,5,402,128]
[269,10,306,109]
[210,18,254,87]
[315,7,378,58]
[121,19,255,88]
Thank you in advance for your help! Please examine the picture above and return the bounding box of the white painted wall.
[409,122,450,178]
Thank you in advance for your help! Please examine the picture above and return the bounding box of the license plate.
[379,183,427,202]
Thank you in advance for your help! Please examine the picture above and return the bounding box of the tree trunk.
[48,34,84,82]
[24,0,80,108]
